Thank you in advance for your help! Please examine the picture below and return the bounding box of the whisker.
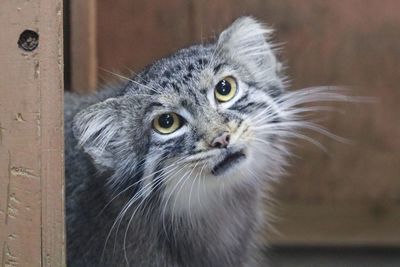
[100,156,187,263]
[124,67,165,92]
[253,121,351,144]
[121,163,189,265]
[98,154,184,218]
[197,162,207,212]
[188,161,201,226]
[162,166,192,238]
[99,67,162,94]
[250,133,327,153]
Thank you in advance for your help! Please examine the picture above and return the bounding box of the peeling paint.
[9,193,20,205]
[7,204,17,220]
[15,113,25,123]
[10,166,39,179]
[56,2,62,16]
[34,60,39,79]
[4,153,11,224]
[4,243,18,267]
[0,122,4,145]
[2,241,6,267]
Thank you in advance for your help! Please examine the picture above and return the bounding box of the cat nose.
[211,132,230,148]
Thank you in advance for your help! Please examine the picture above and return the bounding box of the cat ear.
[72,98,122,169]
[217,17,282,85]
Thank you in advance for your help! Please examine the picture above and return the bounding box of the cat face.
[73,17,288,213]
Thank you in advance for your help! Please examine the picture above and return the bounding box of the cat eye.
[152,112,182,134]
[214,76,237,103]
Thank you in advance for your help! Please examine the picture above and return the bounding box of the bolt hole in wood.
[17,29,39,51]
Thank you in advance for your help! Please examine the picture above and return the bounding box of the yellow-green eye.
[153,113,182,134]
[214,76,237,102]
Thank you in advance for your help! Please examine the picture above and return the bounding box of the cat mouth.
[211,151,246,176]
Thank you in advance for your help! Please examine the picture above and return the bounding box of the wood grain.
[97,0,193,81]
[70,0,97,93]
[268,201,400,245]
[0,0,65,266]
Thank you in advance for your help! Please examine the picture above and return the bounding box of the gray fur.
[66,17,344,266]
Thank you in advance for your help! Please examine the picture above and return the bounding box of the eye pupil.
[153,113,182,134]
[158,114,174,128]
[216,80,231,96]
[214,76,237,103]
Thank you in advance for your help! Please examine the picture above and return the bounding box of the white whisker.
[99,67,162,94]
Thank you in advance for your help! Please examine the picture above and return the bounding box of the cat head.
[73,17,293,213]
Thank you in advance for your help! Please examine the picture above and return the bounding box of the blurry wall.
[94,0,400,244]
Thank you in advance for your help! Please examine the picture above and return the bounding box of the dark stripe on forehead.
[185,87,200,106]
[144,102,164,114]
[171,82,180,94]
[179,99,194,114]
[183,73,193,82]
[163,70,171,78]
[197,58,208,66]
[187,64,195,72]
[199,87,208,95]
[213,63,227,74]
[161,81,168,88]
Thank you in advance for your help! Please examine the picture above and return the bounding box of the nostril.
[211,132,230,148]
[214,142,222,148]
[225,134,230,143]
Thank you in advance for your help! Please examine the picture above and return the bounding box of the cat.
[65,16,348,267]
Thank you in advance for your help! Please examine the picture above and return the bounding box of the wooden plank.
[97,0,192,76]
[268,201,400,246]
[0,0,65,266]
[39,1,65,266]
[70,0,97,92]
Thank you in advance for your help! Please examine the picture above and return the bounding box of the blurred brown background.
[67,0,400,245]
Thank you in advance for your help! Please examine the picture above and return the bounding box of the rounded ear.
[72,98,122,169]
[217,17,283,89]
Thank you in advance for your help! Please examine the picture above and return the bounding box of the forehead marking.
[213,63,226,74]
[197,58,208,66]
[163,70,171,78]
[171,82,180,93]
[187,64,195,72]
[144,102,164,114]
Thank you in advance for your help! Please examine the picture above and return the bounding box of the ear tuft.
[218,17,273,50]
[217,17,282,88]
[72,98,121,169]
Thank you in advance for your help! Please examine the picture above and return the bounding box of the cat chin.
[161,156,261,216]
[211,150,246,176]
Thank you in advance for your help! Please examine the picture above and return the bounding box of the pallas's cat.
[65,17,346,266]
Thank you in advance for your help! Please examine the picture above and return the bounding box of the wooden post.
[70,0,98,93]
[0,0,65,266]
